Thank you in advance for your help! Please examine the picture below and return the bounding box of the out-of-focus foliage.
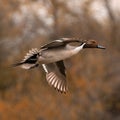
[0,0,120,120]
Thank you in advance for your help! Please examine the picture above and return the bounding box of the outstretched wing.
[40,40,64,49]
[42,61,67,93]
[13,48,39,69]
[40,38,81,49]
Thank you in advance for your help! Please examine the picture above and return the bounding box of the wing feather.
[42,62,67,93]
[40,38,82,50]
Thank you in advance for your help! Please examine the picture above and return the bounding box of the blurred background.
[0,0,120,120]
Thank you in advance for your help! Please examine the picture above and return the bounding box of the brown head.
[83,40,105,49]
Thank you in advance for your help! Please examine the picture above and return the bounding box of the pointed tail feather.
[12,62,24,67]
[12,62,38,69]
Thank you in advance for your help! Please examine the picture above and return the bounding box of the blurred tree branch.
[104,0,118,46]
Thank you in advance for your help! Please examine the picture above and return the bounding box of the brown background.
[0,0,120,120]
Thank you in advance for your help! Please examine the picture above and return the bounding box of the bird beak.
[97,45,106,49]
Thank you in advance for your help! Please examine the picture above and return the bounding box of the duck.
[13,38,105,93]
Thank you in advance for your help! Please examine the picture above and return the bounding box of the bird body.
[13,38,105,93]
[38,43,85,64]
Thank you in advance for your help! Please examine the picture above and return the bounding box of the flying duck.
[13,38,105,93]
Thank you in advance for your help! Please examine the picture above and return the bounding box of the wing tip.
[56,87,68,94]
[46,72,68,93]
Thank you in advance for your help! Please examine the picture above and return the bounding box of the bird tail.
[12,61,39,69]
[12,48,39,69]
[12,62,23,67]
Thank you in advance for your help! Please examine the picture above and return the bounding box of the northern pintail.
[13,38,105,93]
